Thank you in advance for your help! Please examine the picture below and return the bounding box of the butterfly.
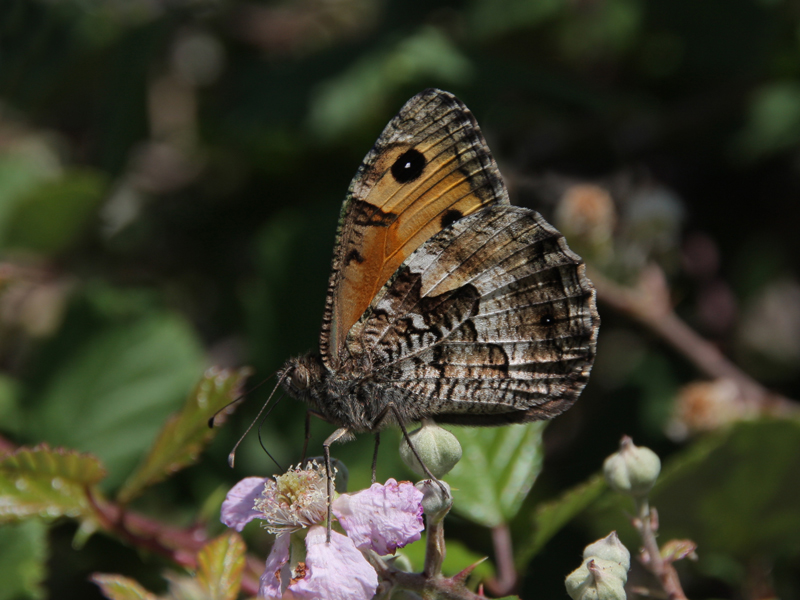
[279,88,599,474]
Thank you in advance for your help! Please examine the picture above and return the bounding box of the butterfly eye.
[391,148,426,183]
[291,364,311,390]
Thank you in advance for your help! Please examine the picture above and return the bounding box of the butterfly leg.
[301,410,311,464]
[374,404,451,500]
[322,426,350,543]
[371,432,380,484]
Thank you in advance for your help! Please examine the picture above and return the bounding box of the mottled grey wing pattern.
[345,204,599,425]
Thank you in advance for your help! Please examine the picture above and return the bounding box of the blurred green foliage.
[1,0,800,598]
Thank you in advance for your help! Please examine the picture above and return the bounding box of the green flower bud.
[566,532,630,600]
[399,420,462,478]
[603,436,661,497]
[565,559,628,600]
[415,479,453,522]
[583,532,630,578]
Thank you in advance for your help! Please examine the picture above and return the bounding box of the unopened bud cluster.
[565,532,630,600]
[603,436,661,497]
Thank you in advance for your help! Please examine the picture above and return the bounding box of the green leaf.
[0,520,48,600]
[117,367,251,504]
[516,473,607,568]
[28,312,205,490]
[195,532,246,600]
[653,419,800,557]
[2,168,108,254]
[0,445,106,524]
[91,573,159,600]
[445,422,546,527]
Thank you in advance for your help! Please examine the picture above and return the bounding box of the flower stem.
[485,523,517,596]
[85,487,262,596]
[423,514,446,578]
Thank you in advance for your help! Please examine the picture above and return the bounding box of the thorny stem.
[364,498,482,600]
[379,567,484,600]
[590,265,799,413]
[635,497,688,600]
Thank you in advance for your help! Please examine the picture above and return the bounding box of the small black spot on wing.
[391,148,426,183]
[440,209,463,229]
[345,248,365,265]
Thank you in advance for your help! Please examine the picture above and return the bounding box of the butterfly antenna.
[227,371,289,468]
[257,391,287,472]
[207,373,276,429]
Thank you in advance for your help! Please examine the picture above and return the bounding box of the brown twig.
[590,264,799,414]
[85,488,262,595]
[635,499,688,600]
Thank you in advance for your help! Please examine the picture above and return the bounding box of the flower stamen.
[254,461,330,534]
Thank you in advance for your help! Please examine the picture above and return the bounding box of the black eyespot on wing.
[440,209,463,229]
[539,314,555,326]
[391,148,426,183]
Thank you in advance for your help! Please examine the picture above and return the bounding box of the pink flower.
[333,479,424,555]
[219,463,424,599]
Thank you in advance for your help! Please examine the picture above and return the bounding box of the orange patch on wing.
[334,141,492,353]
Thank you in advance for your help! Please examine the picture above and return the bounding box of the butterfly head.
[279,353,326,403]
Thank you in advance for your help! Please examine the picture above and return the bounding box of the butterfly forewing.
[321,89,510,368]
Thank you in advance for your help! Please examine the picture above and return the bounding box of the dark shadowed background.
[1,1,799,599]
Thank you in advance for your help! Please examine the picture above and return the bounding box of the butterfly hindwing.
[320,89,509,368]
[346,205,599,425]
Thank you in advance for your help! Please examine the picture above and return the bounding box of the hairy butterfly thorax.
[280,353,382,433]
